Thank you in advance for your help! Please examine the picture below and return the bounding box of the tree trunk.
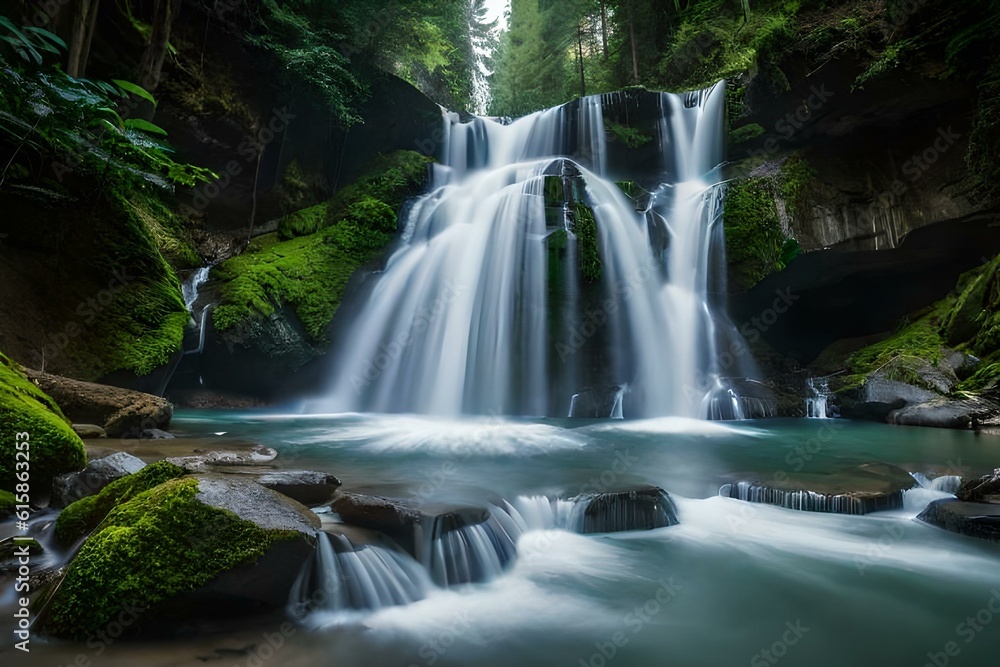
[66,0,93,78]
[79,0,100,78]
[139,0,182,92]
[600,0,608,58]
[627,0,639,84]
[577,23,586,98]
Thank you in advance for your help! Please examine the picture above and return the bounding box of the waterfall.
[181,266,210,312]
[720,481,905,516]
[312,82,749,419]
[805,376,831,419]
[289,532,432,615]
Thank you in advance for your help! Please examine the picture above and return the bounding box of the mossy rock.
[0,353,86,493]
[0,489,14,519]
[723,177,788,291]
[55,460,186,544]
[277,150,432,240]
[45,476,317,640]
[570,203,602,283]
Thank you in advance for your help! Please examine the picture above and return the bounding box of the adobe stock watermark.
[178,106,296,218]
[28,267,136,370]
[556,256,661,363]
[578,577,683,667]
[350,279,466,394]
[408,608,475,666]
[922,589,1000,667]
[750,620,810,667]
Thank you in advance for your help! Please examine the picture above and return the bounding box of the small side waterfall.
[424,508,520,586]
[806,376,832,419]
[181,266,210,311]
[289,533,432,615]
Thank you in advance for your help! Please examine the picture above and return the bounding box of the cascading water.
[289,532,432,615]
[805,376,832,419]
[313,82,753,419]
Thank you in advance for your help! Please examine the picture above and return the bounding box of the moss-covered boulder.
[0,353,86,493]
[55,460,186,544]
[45,475,319,640]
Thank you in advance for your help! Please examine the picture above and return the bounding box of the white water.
[312,83,749,419]
[181,266,209,311]
[806,376,831,419]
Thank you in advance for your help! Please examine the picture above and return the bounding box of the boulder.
[51,452,146,509]
[140,428,175,439]
[44,475,319,639]
[24,369,172,438]
[1,354,87,491]
[577,486,679,532]
[72,424,106,439]
[257,470,342,506]
[331,492,488,557]
[917,498,1000,543]
[956,469,1000,504]
[166,445,278,473]
[889,397,1000,430]
[719,462,916,515]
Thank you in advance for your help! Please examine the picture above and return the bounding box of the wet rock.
[44,475,319,639]
[719,463,915,515]
[331,492,488,557]
[140,428,175,439]
[71,424,106,439]
[25,369,172,437]
[840,375,938,422]
[956,469,1000,504]
[917,498,1000,543]
[257,470,342,506]
[51,451,146,509]
[578,486,679,532]
[889,397,1000,430]
[166,445,278,473]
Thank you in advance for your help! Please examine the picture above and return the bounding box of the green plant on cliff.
[216,152,432,340]
[779,153,817,221]
[45,477,300,640]
[0,352,86,492]
[723,177,788,291]
[606,121,653,148]
[571,203,602,284]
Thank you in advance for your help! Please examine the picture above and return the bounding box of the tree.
[139,0,182,91]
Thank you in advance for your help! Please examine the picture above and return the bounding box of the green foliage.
[0,16,64,65]
[572,202,602,283]
[966,63,1000,204]
[0,55,213,190]
[606,121,653,148]
[0,489,15,518]
[0,352,86,492]
[723,177,788,291]
[55,461,186,544]
[45,477,298,640]
[729,123,766,145]
[779,153,816,219]
[278,202,330,239]
[847,315,945,377]
[278,150,431,240]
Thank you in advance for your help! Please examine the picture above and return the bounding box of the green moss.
[723,177,787,291]
[219,152,433,339]
[278,150,432,240]
[55,461,185,544]
[846,309,947,377]
[0,353,86,492]
[571,203,602,284]
[606,121,653,148]
[729,123,766,145]
[779,153,817,220]
[46,477,299,640]
[0,489,15,518]
[277,202,329,239]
